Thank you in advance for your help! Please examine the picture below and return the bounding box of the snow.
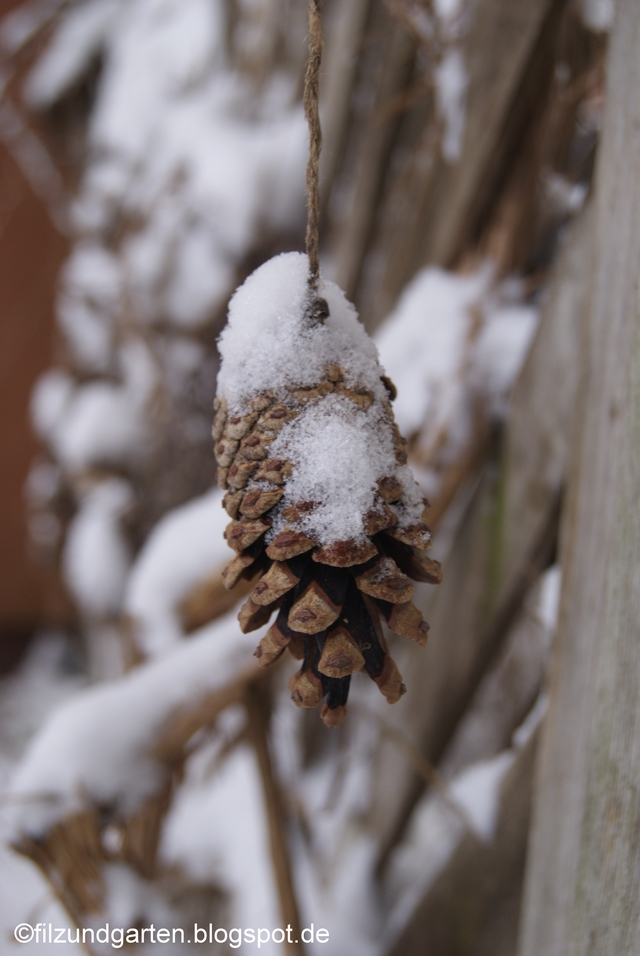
[449,751,515,840]
[218,253,426,545]
[32,341,156,473]
[296,833,381,956]
[434,0,465,20]
[125,488,231,655]
[512,692,547,749]
[375,266,489,440]
[31,368,75,441]
[536,564,562,633]
[269,686,385,956]
[0,634,85,765]
[161,743,282,948]
[57,298,113,372]
[434,48,467,163]
[375,264,538,497]
[25,0,121,108]
[0,630,279,946]
[581,0,616,31]
[100,863,181,936]
[90,0,225,157]
[52,0,307,332]
[383,792,463,944]
[54,379,146,470]
[7,611,262,838]
[217,253,387,412]
[165,222,236,329]
[56,242,122,371]
[2,619,287,942]
[62,479,133,618]
[473,301,538,414]
[22,0,308,515]
[0,832,78,955]
[544,171,589,216]
[268,397,399,544]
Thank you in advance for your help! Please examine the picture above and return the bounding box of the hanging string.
[304,0,323,292]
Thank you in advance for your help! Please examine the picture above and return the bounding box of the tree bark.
[518,2,640,953]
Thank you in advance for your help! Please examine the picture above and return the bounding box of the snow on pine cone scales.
[214,254,442,728]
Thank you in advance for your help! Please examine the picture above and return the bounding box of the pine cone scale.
[266,530,316,561]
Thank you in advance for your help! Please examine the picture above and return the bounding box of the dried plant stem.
[154,663,262,764]
[353,704,478,834]
[120,779,175,879]
[304,0,323,290]
[14,811,105,931]
[244,685,304,955]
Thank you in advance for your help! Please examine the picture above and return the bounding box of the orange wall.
[0,8,71,664]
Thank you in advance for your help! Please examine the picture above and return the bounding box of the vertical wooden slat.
[333,18,416,304]
[518,1,640,952]
[497,209,591,611]
[319,0,373,210]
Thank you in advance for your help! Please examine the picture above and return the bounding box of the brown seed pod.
[214,253,443,725]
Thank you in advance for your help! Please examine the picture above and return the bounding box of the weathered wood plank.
[496,209,590,610]
[517,2,640,952]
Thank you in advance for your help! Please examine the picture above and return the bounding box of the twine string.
[304,0,323,291]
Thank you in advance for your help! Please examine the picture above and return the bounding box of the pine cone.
[213,254,442,727]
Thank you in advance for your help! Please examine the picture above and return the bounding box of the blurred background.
[0,0,628,953]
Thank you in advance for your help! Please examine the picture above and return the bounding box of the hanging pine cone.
[213,253,442,728]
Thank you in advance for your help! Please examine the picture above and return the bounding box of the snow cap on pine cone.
[214,253,441,727]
